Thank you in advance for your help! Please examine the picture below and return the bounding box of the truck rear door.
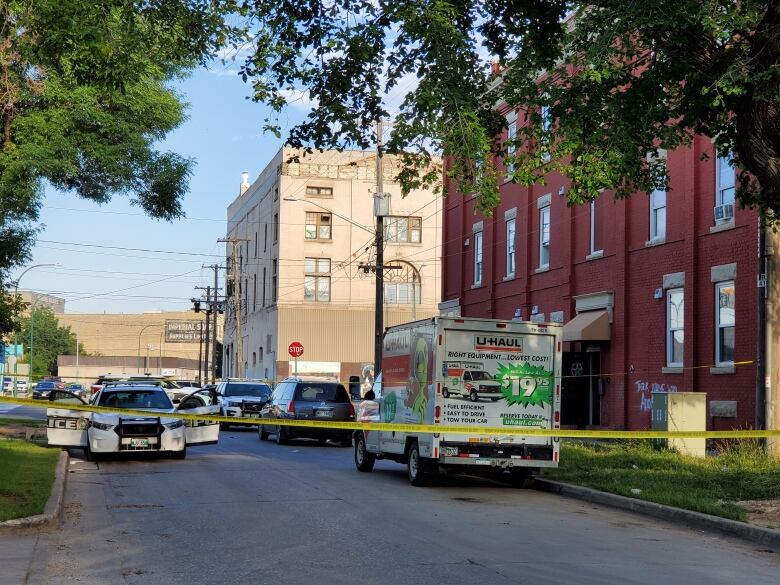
[439,322,557,447]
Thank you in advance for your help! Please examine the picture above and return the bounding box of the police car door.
[47,390,89,448]
[176,388,220,446]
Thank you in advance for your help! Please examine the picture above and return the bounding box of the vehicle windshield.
[98,390,173,410]
[295,383,350,403]
[223,383,271,398]
[470,371,495,381]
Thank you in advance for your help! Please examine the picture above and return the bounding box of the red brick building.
[441,132,762,431]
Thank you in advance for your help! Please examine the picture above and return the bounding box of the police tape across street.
[1,396,778,440]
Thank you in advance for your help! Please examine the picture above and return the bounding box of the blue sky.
[16,64,306,314]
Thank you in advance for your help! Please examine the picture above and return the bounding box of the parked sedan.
[47,384,220,460]
[33,380,58,400]
[259,377,354,446]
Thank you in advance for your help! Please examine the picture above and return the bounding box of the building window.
[384,216,422,243]
[717,154,736,206]
[272,260,277,303]
[666,288,684,367]
[252,275,257,312]
[384,262,421,305]
[304,258,331,302]
[273,185,279,201]
[473,230,483,286]
[305,212,332,240]
[506,116,517,174]
[589,201,601,254]
[259,347,263,361]
[252,352,257,367]
[273,213,279,243]
[539,205,551,268]
[306,186,333,197]
[264,224,268,252]
[262,267,266,307]
[506,218,516,277]
[541,104,552,162]
[650,188,666,241]
[254,232,258,257]
[715,281,735,365]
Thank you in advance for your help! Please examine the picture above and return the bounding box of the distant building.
[19,291,66,315]
[55,311,222,382]
[223,147,442,382]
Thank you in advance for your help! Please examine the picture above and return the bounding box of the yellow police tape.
[1,396,778,439]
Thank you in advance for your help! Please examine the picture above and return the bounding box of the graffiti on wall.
[635,380,678,412]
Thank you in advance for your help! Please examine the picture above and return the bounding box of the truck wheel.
[442,387,450,398]
[469,389,478,402]
[354,435,376,472]
[275,425,288,445]
[258,425,269,441]
[406,442,428,486]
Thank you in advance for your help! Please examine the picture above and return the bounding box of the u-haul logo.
[474,336,523,353]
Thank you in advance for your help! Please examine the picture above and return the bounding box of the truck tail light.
[288,400,295,414]
[434,405,441,419]
[554,411,560,423]
[553,451,559,463]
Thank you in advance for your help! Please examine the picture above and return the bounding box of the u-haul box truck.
[354,316,563,486]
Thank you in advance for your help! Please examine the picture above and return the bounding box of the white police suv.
[47,382,220,460]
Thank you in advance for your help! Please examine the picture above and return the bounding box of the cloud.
[278,88,320,111]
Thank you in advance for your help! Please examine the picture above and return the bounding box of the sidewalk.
[0,530,41,585]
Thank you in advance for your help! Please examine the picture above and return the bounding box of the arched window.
[384,261,421,305]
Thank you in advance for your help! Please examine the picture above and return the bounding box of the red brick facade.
[442,134,759,430]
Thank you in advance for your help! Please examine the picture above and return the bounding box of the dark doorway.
[562,350,601,428]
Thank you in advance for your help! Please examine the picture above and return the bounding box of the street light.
[137,324,158,374]
[11,263,60,395]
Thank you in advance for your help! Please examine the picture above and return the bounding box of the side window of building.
[305,212,332,240]
[385,216,422,243]
[506,114,517,175]
[264,224,268,252]
[715,281,735,365]
[666,288,684,367]
[506,218,516,278]
[715,153,736,224]
[272,260,278,303]
[273,213,279,243]
[304,258,331,302]
[539,205,551,269]
[540,104,552,163]
[473,229,483,286]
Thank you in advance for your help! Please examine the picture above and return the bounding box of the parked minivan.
[259,377,354,447]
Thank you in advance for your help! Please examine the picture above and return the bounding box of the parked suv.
[259,377,354,446]
[216,380,272,429]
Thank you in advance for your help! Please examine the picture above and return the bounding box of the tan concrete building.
[56,311,220,362]
[223,147,442,382]
[19,291,66,315]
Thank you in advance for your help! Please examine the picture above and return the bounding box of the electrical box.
[373,192,390,217]
[651,392,706,457]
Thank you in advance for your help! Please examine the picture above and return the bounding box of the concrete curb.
[0,450,68,530]
[535,478,780,550]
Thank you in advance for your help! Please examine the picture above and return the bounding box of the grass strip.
[0,439,60,522]
[544,440,780,522]
[0,417,46,428]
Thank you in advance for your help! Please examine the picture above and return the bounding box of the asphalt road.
[14,431,780,585]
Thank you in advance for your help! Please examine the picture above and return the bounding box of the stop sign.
[288,342,304,358]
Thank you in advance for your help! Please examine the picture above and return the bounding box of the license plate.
[244,413,260,418]
[130,438,149,448]
[315,410,333,418]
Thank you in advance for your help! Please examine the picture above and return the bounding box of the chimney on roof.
[240,171,250,195]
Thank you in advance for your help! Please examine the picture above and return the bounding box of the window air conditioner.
[713,203,734,222]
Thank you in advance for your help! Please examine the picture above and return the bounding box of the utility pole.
[195,285,212,379]
[197,320,204,384]
[374,119,385,379]
[218,238,249,378]
[211,265,220,383]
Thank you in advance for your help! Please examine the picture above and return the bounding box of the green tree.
[0,1,240,332]
[17,307,84,377]
[239,1,780,216]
